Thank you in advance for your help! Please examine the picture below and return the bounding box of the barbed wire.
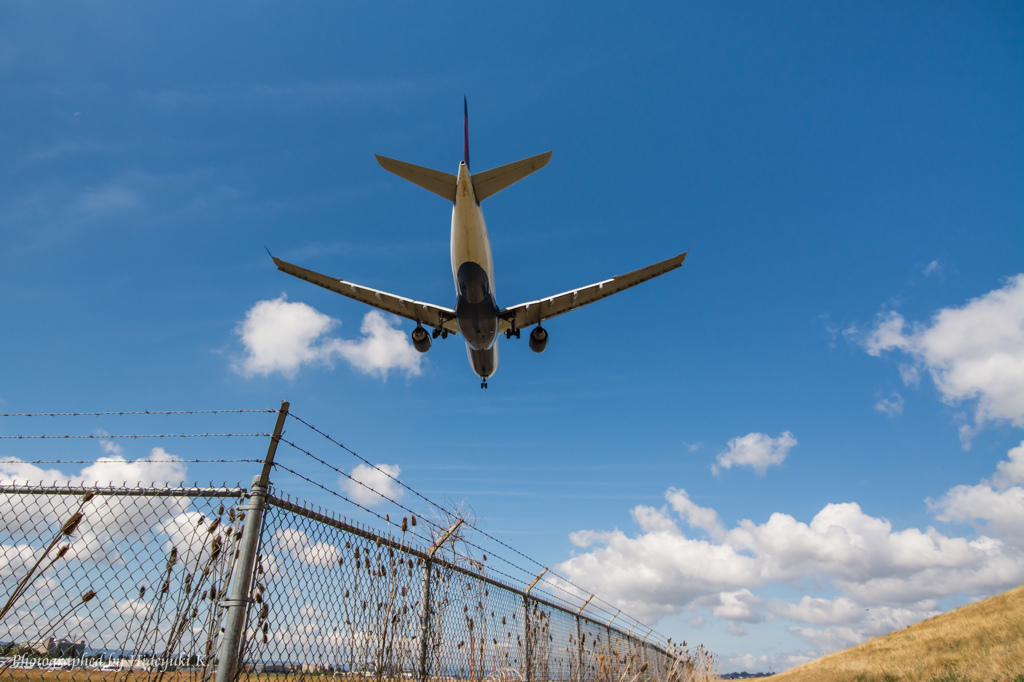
[273,438,572,604]
[0,481,248,492]
[0,409,276,417]
[285,414,547,577]
[1,459,263,465]
[0,406,669,643]
[271,461,437,550]
[285,411,662,634]
[0,433,271,439]
[269,460,581,611]
[278,436,449,536]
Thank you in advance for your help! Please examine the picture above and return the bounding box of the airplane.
[270,99,688,388]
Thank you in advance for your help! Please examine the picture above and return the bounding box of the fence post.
[522,568,547,682]
[216,400,289,682]
[418,519,463,682]
[574,595,592,682]
[574,617,582,682]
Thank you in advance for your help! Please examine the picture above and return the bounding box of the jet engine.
[411,325,432,353]
[529,325,548,353]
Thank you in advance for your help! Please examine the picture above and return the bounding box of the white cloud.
[772,595,863,626]
[712,589,764,623]
[235,295,345,378]
[557,442,1024,654]
[874,392,904,417]
[923,260,941,277]
[155,511,225,565]
[0,454,203,595]
[861,274,1024,435]
[630,505,678,534]
[340,463,405,507]
[712,431,797,476]
[0,449,192,561]
[0,458,65,487]
[0,544,37,581]
[100,440,123,456]
[0,447,187,492]
[930,440,1024,548]
[235,297,421,380]
[727,621,748,636]
[75,447,188,488]
[666,488,725,538]
[788,601,938,654]
[273,528,343,568]
[726,503,1006,592]
[561,524,760,623]
[334,310,423,380]
[996,441,1024,485]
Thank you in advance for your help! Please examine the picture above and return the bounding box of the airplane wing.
[271,255,460,335]
[497,250,688,332]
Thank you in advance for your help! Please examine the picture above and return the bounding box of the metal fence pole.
[522,568,547,682]
[574,594,592,682]
[216,400,289,682]
[574,617,582,682]
[418,519,463,682]
[417,559,432,682]
[523,599,531,682]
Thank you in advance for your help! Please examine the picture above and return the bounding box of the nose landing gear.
[480,378,488,389]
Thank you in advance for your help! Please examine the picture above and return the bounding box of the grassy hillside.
[770,584,1024,682]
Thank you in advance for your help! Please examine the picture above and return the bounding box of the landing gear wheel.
[481,379,488,389]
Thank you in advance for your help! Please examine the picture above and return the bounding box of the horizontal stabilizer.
[375,155,457,203]
[472,152,552,202]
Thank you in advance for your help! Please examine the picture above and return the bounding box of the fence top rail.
[0,409,276,417]
[0,483,248,498]
[265,493,673,658]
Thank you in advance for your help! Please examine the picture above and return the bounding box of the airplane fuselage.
[451,161,499,379]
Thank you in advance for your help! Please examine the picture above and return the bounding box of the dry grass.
[772,584,1024,682]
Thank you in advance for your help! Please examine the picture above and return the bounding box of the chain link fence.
[1,484,685,681]
[1,406,691,681]
[0,484,248,678]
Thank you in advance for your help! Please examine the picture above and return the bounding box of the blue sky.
[2,1,1022,673]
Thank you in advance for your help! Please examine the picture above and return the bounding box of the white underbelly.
[450,201,496,296]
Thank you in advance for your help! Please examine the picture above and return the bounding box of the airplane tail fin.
[472,151,552,201]
[464,96,470,171]
[463,96,550,201]
[376,97,551,203]
[375,155,457,203]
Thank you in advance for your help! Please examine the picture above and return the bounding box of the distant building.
[26,637,86,656]
[302,663,333,673]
